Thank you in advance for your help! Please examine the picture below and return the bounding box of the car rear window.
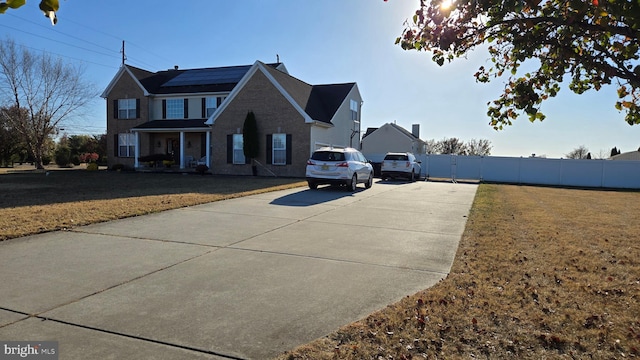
[311,151,346,161]
[384,154,408,161]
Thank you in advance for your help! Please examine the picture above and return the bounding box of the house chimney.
[412,124,420,138]
[174,65,179,70]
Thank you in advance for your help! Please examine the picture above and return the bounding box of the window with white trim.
[118,133,135,157]
[233,134,245,164]
[350,99,359,121]
[205,97,217,117]
[166,99,183,119]
[118,99,136,119]
[272,133,286,165]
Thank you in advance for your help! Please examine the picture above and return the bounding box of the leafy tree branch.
[394,0,640,128]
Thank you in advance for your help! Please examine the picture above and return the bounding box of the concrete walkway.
[0,181,477,359]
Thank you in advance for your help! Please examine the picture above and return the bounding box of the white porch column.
[134,132,140,168]
[180,131,186,168]
[205,130,211,167]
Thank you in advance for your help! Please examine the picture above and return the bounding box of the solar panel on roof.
[161,66,251,87]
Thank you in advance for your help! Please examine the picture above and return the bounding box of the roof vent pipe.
[174,65,179,70]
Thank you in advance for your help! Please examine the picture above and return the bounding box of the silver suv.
[381,152,421,182]
[306,147,374,191]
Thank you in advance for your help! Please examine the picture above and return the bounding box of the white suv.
[306,147,374,191]
[381,152,421,182]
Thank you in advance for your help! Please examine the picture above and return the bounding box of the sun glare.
[440,0,454,10]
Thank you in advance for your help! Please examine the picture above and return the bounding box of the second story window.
[165,99,184,119]
[350,99,358,121]
[205,97,217,117]
[116,99,138,119]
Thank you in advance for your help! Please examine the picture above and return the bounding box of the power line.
[17,42,119,69]
[0,23,121,60]
[63,18,172,70]
[6,14,179,72]
[7,13,118,55]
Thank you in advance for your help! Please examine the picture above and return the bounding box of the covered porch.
[131,120,211,170]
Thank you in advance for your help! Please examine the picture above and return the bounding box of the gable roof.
[388,123,420,140]
[306,83,356,123]
[363,123,425,144]
[362,127,379,139]
[101,63,285,98]
[611,150,640,161]
[207,61,357,126]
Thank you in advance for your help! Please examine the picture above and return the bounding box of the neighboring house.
[101,60,362,177]
[611,150,640,161]
[361,122,426,163]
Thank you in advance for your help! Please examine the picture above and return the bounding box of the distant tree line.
[564,146,639,160]
[0,124,107,168]
[425,138,492,156]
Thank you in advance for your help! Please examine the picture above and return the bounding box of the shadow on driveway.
[269,186,364,207]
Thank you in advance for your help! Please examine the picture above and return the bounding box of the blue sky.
[2,0,639,158]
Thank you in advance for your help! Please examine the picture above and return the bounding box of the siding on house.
[309,86,362,152]
[361,123,425,162]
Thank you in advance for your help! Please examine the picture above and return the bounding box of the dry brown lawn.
[2,167,639,358]
[0,166,305,241]
[277,184,640,359]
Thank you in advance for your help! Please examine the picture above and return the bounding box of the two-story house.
[101,60,363,177]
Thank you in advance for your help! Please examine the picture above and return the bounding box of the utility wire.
[18,42,119,69]
[4,16,162,70]
[0,23,121,60]
[7,13,118,55]
[63,17,172,69]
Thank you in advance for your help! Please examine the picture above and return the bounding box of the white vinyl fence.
[416,154,640,189]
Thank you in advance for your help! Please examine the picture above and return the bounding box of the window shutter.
[266,134,273,165]
[114,134,119,157]
[162,100,167,119]
[184,99,189,119]
[216,97,222,107]
[135,99,141,118]
[113,100,119,119]
[201,98,206,118]
[226,134,233,164]
[286,134,292,164]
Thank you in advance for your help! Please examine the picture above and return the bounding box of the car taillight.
[307,160,315,165]
[405,161,410,167]
[336,162,349,167]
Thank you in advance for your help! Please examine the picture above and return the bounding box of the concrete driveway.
[0,180,477,359]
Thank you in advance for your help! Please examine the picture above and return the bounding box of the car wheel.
[365,172,373,189]
[347,174,357,192]
[410,170,415,182]
[307,180,318,190]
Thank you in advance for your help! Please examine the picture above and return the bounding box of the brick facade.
[106,71,148,168]
[211,70,310,177]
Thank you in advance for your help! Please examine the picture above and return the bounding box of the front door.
[167,138,179,162]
